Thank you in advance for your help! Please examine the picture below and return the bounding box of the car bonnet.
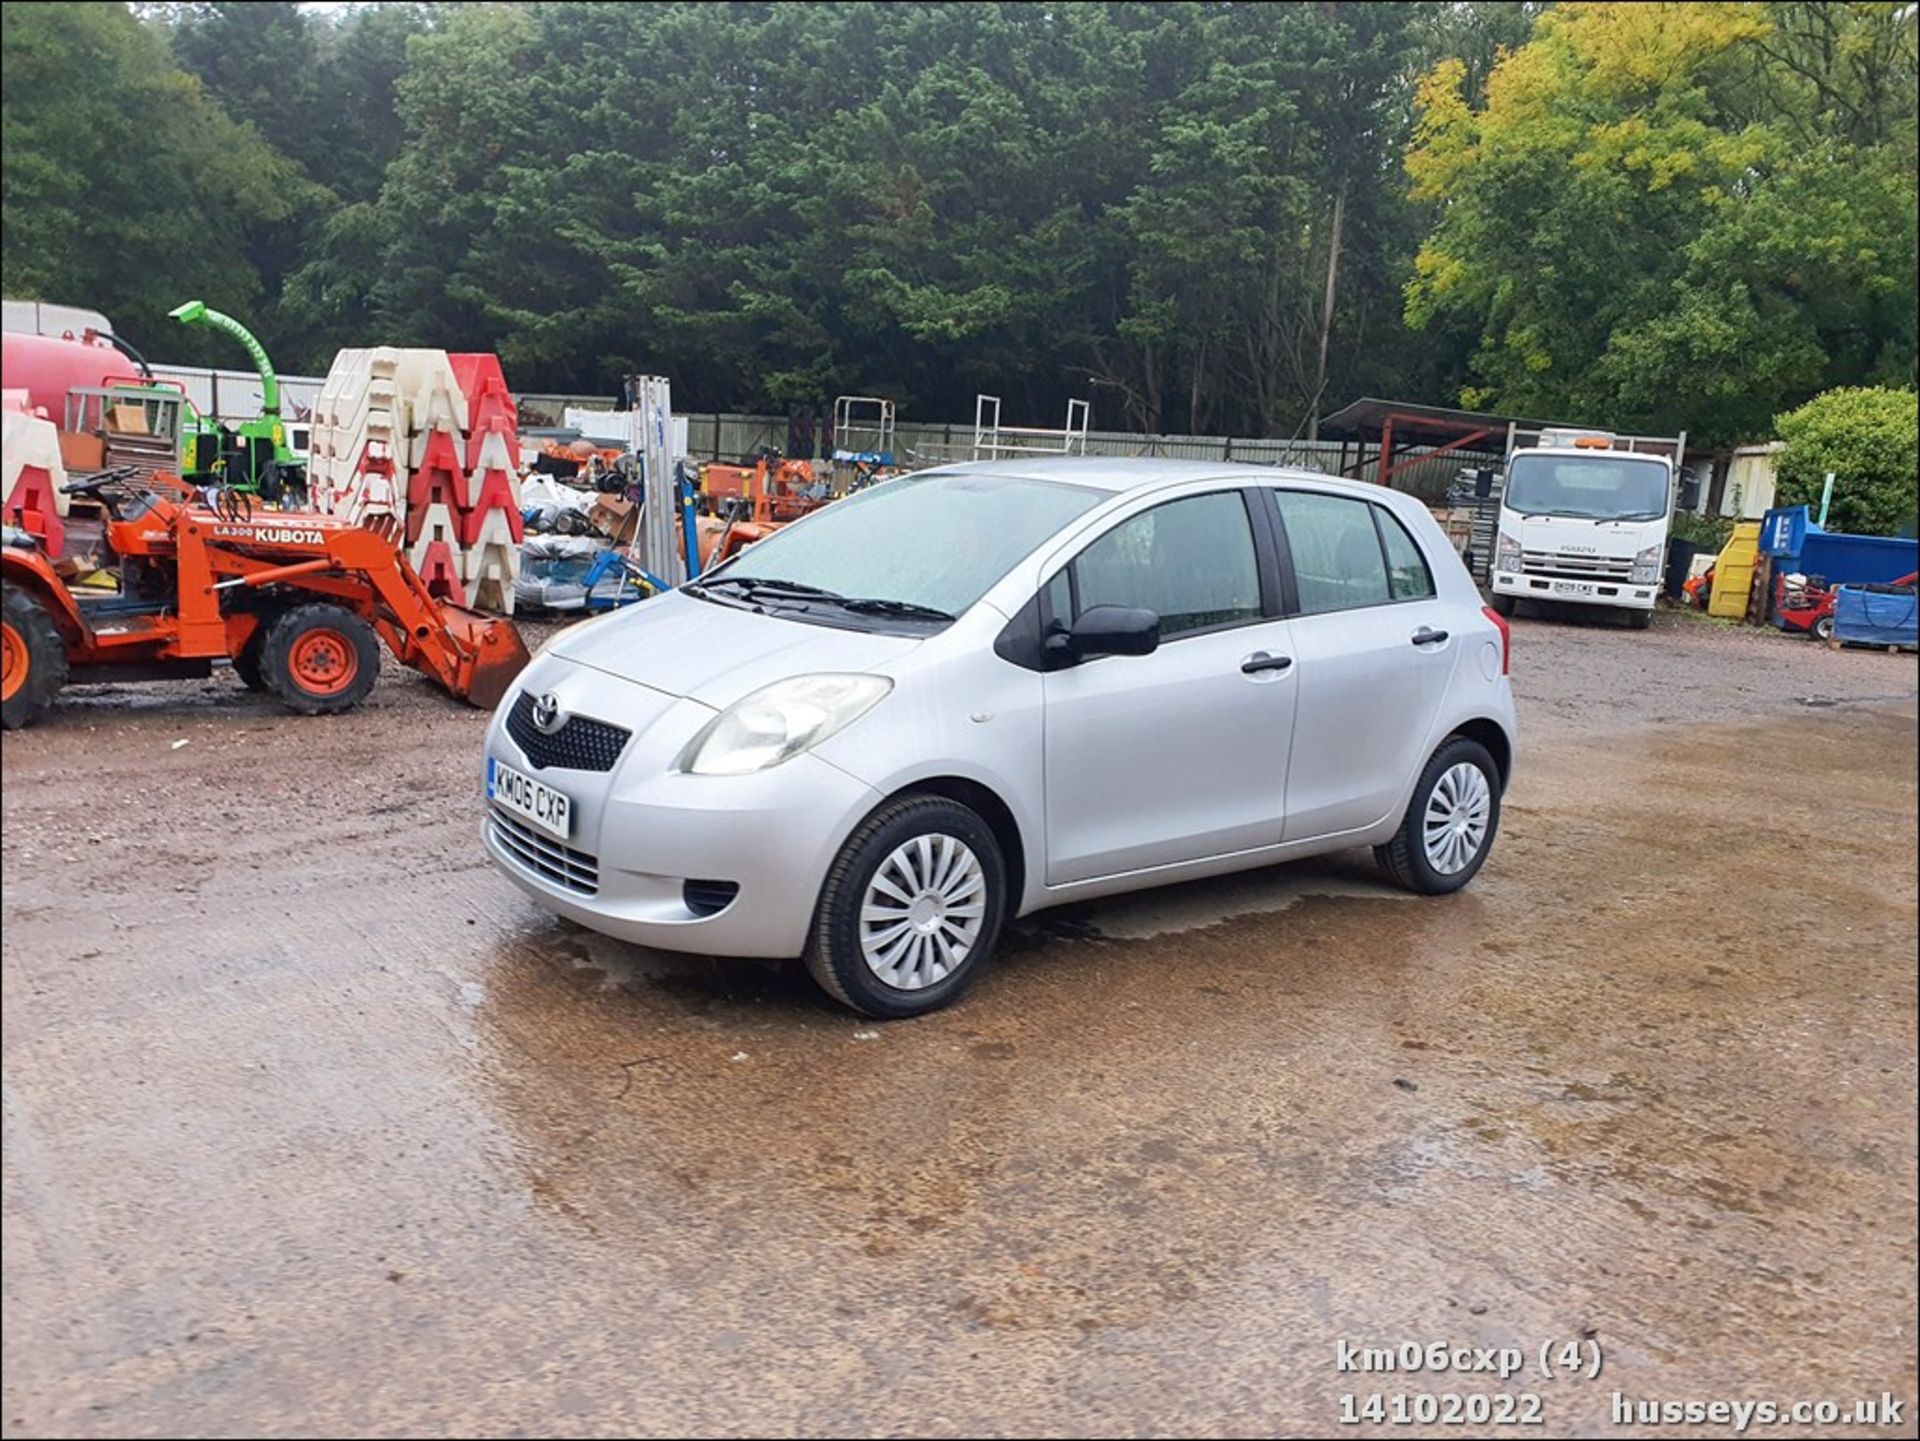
[547,589,922,709]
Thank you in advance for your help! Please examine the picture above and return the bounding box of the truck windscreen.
[1504,453,1670,521]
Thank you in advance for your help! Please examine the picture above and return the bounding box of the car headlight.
[680,673,892,776]
[1495,532,1522,572]
[1630,543,1662,585]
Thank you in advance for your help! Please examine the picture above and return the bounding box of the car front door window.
[1069,491,1263,637]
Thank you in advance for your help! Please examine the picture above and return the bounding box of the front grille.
[1521,549,1635,581]
[505,691,631,771]
[489,811,600,895]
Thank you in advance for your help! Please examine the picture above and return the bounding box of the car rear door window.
[1376,508,1436,601]
[1275,491,1392,614]
[1071,491,1263,638]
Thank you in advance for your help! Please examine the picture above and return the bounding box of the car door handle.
[1240,651,1293,675]
[1411,627,1449,646]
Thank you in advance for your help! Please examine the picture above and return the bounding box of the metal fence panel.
[585,408,1506,502]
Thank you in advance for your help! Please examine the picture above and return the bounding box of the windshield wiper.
[691,576,951,623]
[832,597,955,622]
[696,575,843,600]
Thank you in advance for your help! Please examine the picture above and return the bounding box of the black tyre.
[260,603,379,716]
[232,624,270,691]
[1812,614,1834,643]
[1489,592,1517,618]
[1375,735,1503,896]
[804,794,1008,1018]
[1626,607,1653,630]
[2,582,68,730]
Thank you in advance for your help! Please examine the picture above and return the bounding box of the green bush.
[1773,388,1919,536]
[1668,509,1732,550]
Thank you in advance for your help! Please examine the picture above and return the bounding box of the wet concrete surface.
[2,608,1915,1436]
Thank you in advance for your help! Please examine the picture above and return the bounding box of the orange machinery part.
[0,480,529,708]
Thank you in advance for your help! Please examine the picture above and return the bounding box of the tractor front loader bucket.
[433,601,531,710]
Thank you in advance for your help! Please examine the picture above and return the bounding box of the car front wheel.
[1375,736,1502,895]
[804,794,1008,1018]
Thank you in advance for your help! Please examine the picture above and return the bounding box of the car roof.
[930,456,1393,500]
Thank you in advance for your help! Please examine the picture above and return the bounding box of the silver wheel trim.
[859,833,987,991]
[1423,761,1492,875]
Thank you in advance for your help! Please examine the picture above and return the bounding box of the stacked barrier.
[310,348,522,612]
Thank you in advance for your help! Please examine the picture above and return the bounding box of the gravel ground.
[3,600,1914,1437]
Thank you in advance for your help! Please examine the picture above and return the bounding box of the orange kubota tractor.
[2,468,529,729]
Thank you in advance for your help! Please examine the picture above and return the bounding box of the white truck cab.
[1488,428,1681,631]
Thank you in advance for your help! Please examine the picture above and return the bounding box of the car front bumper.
[482,665,881,958]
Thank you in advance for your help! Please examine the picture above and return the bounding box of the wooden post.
[1748,554,1774,626]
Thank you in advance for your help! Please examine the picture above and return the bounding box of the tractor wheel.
[261,604,379,716]
[2,582,69,730]
[232,624,271,692]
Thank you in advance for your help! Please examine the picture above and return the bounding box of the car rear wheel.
[804,794,1007,1018]
[260,603,379,715]
[1375,736,1502,895]
[1,582,68,730]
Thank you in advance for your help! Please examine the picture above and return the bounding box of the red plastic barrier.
[4,463,65,555]
[413,539,468,606]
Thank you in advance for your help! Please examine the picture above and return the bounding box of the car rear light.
[1482,605,1511,674]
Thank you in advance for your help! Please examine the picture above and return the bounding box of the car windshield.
[694,470,1103,618]
[1504,452,1671,521]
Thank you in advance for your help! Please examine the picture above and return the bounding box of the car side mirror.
[1053,605,1160,663]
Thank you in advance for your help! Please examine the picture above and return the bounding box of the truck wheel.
[1626,607,1653,630]
[261,603,379,715]
[804,794,1008,1019]
[2,583,68,730]
[1489,592,1516,618]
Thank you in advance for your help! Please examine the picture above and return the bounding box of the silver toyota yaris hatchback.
[484,460,1518,1017]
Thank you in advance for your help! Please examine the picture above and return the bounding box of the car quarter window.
[1273,490,1393,614]
[1376,507,1436,600]
[1067,490,1263,638]
[1042,568,1073,627]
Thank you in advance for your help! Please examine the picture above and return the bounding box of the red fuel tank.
[1,329,143,419]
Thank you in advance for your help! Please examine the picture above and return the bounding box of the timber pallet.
[1827,637,1918,654]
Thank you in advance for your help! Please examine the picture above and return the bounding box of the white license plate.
[1552,580,1597,597]
[488,757,572,841]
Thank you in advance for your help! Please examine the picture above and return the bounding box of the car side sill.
[1025,822,1397,915]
